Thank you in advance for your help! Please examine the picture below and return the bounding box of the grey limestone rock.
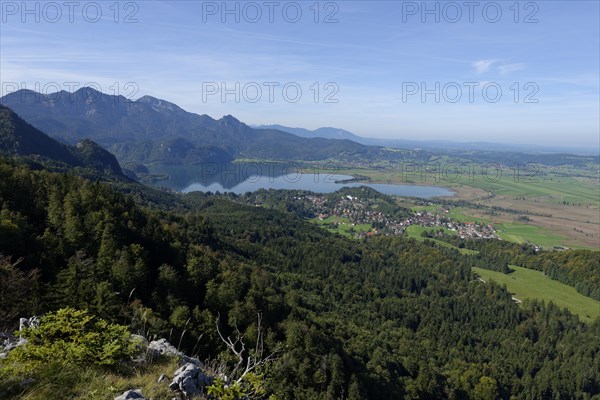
[169,362,213,397]
[114,389,145,400]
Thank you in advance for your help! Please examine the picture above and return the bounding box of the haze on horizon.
[0,0,598,150]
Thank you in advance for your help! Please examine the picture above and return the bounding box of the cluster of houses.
[411,209,497,239]
[304,195,498,240]
[455,222,497,239]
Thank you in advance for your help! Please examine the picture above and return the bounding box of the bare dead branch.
[215,312,279,384]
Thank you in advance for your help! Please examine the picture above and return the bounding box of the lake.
[147,163,455,198]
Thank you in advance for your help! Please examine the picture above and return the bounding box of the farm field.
[446,207,490,224]
[467,174,600,206]
[494,223,569,248]
[472,265,600,322]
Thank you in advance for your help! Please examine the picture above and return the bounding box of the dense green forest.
[1,158,600,399]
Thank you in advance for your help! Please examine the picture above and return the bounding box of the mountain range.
[2,88,595,171]
[0,88,395,164]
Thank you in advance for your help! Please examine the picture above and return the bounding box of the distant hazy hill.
[0,104,124,176]
[1,88,390,163]
[255,124,597,156]
[255,124,363,141]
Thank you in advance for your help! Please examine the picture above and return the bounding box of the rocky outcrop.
[169,362,213,397]
[148,338,182,359]
[114,389,145,400]
[147,338,200,366]
[145,338,215,398]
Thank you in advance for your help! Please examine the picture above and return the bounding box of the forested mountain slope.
[1,158,599,399]
[0,105,124,178]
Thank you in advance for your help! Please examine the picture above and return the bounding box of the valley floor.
[325,165,600,250]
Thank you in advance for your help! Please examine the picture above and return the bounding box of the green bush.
[2,308,139,374]
[207,373,274,400]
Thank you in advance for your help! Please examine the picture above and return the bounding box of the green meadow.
[405,225,479,255]
[464,173,599,206]
[409,205,440,213]
[446,207,490,223]
[310,215,372,237]
[472,265,600,323]
[495,223,568,249]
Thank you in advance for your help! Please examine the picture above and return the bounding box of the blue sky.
[1,1,598,149]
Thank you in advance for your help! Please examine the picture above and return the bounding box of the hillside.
[110,137,234,165]
[0,104,79,164]
[0,105,124,177]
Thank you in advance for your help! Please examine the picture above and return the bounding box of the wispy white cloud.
[473,59,497,74]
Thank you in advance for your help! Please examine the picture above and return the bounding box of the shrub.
[207,373,273,400]
[2,307,139,374]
